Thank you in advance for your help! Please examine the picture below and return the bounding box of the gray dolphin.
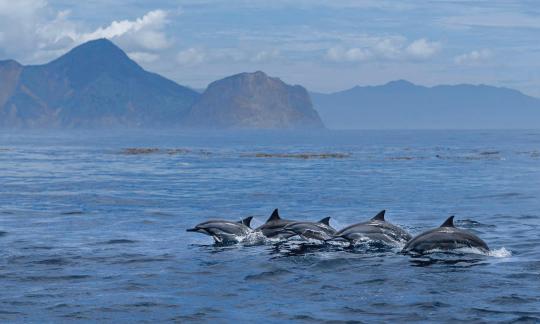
[255,209,297,239]
[187,216,253,243]
[402,216,489,254]
[332,210,412,245]
[279,217,337,241]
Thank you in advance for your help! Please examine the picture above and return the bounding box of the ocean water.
[1,130,539,322]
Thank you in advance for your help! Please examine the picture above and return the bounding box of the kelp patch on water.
[516,150,540,158]
[120,148,211,156]
[121,148,160,155]
[435,151,504,161]
[243,152,351,159]
[385,156,427,161]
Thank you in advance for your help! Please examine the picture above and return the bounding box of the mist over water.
[1,129,539,322]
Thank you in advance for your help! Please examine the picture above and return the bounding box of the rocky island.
[186,71,324,129]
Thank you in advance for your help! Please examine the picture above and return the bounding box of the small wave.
[23,274,91,282]
[0,231,7,237]
[457,219,496,229]
[33,257,70,265]
[244,269,292,281]
[466,192,527,200]
[60,211,85,215]
[104,239,138,244]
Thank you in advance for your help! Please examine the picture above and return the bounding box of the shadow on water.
[406,252,489,267]
[189,243,239,254]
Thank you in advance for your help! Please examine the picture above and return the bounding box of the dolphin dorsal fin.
[440,216,455,227]
[266,209,280,222]
[371,210,386,221]
[318,217,331,226]
[239,216,254,228]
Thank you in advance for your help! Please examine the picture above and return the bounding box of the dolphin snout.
[186,228,199,232]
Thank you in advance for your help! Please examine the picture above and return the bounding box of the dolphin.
[279,217,337,241]
[402,216,489,254]
[186,216,253,243]
[255,209,297,239]
[331,210,412,245]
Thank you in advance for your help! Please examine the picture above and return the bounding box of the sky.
[0,0,539,96]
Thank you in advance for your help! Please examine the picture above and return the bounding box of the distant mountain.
[186,71,324,129]
[0,39,199,128]
[311,80,540,129]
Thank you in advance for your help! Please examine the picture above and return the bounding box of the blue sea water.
[1,129,539,322]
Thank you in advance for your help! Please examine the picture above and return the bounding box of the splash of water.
[488,247,512,258]
[421,246,512,258]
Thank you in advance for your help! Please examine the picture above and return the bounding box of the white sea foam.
[240,231,271,245]
[422,246,512,258]
[488,247,512,258]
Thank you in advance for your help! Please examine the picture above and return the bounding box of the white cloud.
[128,51,160,63]
[252,49,281,62]
[373,38,403,59]
[325,46,371,62]
[0,2,171,63]
[175,47,283,65]
[77,10,171,51]
[212,48,247,62]
[454,49,492,65]
[405,38,441,59]
[325,37,440,63]
[0,0,51,59]
[176,48,206,65]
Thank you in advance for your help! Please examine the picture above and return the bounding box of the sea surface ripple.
[1,130,539,322]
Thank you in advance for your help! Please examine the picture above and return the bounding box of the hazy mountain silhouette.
[311,80,540,129]
[186,71,324,129]
[3,39,539,129]
[0,39,198,128]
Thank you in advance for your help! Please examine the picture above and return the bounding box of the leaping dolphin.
[331,210,412,246]
[187,216,254,243]
[402,216,489,254]
[279,217,337,241]
[255,209,297,239]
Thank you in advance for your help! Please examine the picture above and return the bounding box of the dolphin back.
[403,221,489,254]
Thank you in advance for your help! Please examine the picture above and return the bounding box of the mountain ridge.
[0,39,199,128]
[0,40,324,129]
[2,39,540,129]
[311,80,540,129]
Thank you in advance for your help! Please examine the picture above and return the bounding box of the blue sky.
[1,0,539,96]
